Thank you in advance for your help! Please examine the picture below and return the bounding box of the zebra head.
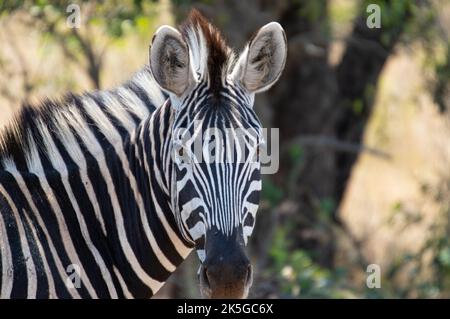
[150,10,287,298]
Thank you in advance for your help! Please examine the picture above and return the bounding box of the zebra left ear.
[232,22,287,94]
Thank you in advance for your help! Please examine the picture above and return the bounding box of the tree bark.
[334,8,411,202]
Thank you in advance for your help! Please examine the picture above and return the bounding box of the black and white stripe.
[0,9,286,299]
[0,67,195,298]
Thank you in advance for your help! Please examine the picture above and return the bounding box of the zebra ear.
[232,22,287,94]
[150,25,195,97]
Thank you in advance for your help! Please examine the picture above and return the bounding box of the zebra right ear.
[150,25,195,98]
[231,22,287,94]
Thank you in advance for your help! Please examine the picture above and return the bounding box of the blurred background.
[0,0,449,298]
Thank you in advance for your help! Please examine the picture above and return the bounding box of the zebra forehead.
[179,9,234,98]
[175,102,262,136]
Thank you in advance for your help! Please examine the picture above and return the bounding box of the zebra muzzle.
[198,230,253,299]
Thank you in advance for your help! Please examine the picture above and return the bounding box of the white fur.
[185,24,208,80]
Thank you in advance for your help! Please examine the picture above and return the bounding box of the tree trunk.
[334,9,411,202]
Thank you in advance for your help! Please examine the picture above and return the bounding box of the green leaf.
[352,99,364,115]
[289,144,303,161]
[262,178,284,206]
[438,248,450,267]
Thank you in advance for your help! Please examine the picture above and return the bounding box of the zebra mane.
[0,66,166,172]
[0,10,233,173]
[180,9,234,98]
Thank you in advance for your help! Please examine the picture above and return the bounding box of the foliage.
[386,178,450,298]
[1,0,161,88]
[267,226,353,298]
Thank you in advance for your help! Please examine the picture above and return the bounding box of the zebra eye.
[178,147,184,157]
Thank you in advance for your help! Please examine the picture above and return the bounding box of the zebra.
[0,9,287,299]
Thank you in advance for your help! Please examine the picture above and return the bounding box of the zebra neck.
[109,103,193,297]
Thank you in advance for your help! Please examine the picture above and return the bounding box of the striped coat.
[0,68,193,298]
[0,9,287,299]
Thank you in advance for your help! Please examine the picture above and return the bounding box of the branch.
[285,135,392,160]
[71,27,103,88]
[32,8,105,89]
